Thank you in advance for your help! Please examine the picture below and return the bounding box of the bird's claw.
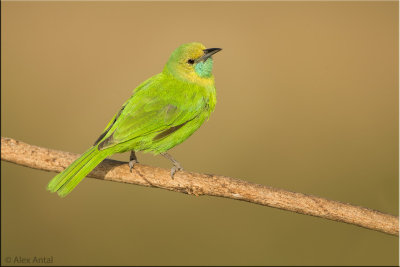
[129,159,138,173]
[170,165,183,179]
[160,152,183,179]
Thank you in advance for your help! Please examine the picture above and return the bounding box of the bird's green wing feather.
[93,102,127,146]
[97,75,201,150]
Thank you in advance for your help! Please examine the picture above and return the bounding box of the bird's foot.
[161,152,183,179]
[170,164,183,179]
[129,151,139,173]
[128,159,139,172]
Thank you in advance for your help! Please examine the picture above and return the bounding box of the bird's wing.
[93,100,128,146]
[96,78,201,150]
[93,75,155,147]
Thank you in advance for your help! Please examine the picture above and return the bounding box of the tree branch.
[1,136,398,236]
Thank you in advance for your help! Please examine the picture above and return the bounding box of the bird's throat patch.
[195,58,213,78]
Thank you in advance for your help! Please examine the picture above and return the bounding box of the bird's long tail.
[47,146,109,197]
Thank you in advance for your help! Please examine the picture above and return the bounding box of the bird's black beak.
[196,48,222,63]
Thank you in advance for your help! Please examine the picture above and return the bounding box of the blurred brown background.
[1,1,398,265]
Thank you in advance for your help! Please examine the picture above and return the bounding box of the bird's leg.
[161,152,183,178]
[128,151,139,172]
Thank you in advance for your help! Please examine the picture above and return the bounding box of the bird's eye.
[187,59,195,65]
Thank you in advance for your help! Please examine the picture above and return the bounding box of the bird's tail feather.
[47,146,109,197]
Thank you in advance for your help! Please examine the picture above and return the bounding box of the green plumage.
[47,42,221,197]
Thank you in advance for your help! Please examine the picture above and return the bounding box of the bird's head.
[164,42,222,84]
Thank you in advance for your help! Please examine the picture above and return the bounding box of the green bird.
[47,42,222,197]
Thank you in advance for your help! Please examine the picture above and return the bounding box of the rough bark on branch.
[1,136,398,236]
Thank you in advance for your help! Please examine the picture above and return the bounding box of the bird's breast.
[187,84,216,115]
